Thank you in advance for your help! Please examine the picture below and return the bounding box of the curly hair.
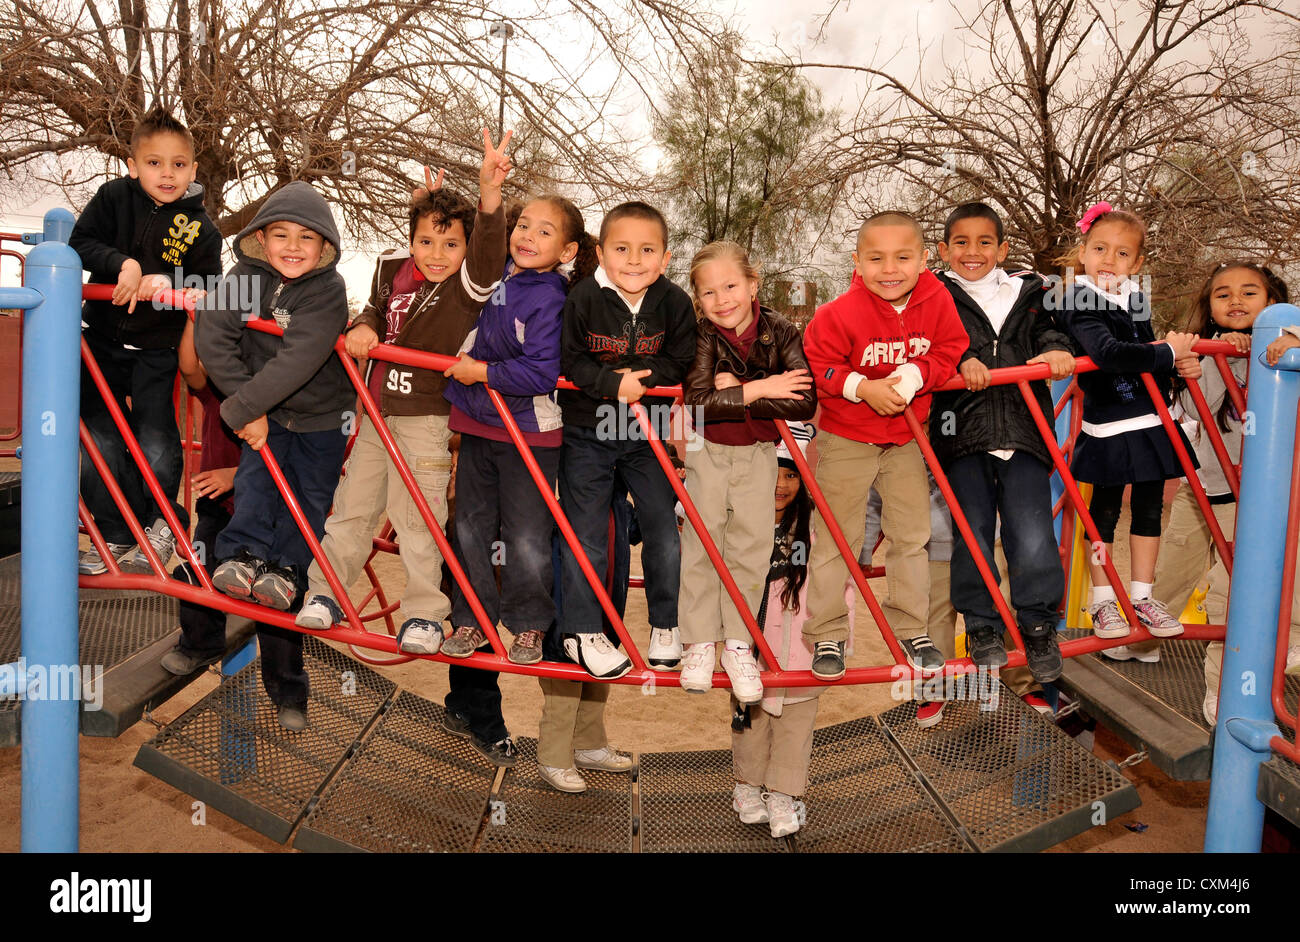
[409,189,476,244]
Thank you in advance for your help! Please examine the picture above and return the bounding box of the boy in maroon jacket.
[801,212,968,680]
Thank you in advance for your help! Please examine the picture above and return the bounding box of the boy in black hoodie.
[195,181,353,730]
[71,106,222,576]
[929,202,1074,694]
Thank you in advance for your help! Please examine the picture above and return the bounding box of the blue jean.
[558,424,678,633]
[79,331,187,543]
[946,451,1064,630]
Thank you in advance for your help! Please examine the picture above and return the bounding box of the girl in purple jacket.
[439,196,598,664]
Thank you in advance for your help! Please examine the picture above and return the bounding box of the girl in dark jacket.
[439,195,598,665]
[1060,203,1201,641]
[677,241,817,704]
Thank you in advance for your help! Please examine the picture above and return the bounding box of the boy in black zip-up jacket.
[557,201,697,679]
[929,202,1074,692]
[71,107,222,577]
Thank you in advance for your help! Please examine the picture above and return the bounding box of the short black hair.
[409,189,475,244]
[856,211,925,250]
[131,105,194,156]
[944,202,1004,243]
[599,201,668,249]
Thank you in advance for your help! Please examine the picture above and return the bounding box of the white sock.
[1090,586,1117,606]
[1130,581,1153,601]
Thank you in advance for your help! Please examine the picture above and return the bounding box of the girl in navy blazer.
[1060,203,1201,642]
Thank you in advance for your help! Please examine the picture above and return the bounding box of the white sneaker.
[1203,690,1218,726]
[538,764,587,793]
[78,542,135,576]
[295,594,343,630]
[574,745,633,772]
[732,783,769,824]
[679,642,716,693]
[1287,646,1300,677]
[119,518,177,573]
[720,643,763,705]
[397,618,444,655]
[562,633,632,679]
[766,791,800,838]
[1099,644,1160,664]
[648,626,683,670]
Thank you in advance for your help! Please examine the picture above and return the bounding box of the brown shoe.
[441,626,487,659]
[509,629,545,665]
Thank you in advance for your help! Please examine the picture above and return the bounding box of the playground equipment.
[3,207,1299,851]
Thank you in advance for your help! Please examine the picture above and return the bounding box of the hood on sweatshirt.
[234,181,341,275]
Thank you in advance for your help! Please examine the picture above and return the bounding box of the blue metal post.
[1204,302,1300,852]
[42,208,75,245]
[19,221,83,852]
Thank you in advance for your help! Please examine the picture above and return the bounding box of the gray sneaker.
[160,646,223,676]
[78,542,135,576]
[900,635,945,674]
[441,626,487,659]
[810,640,845,681]
[119,519,177,574]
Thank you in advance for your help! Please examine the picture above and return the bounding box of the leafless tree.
[0,0,721,241]
[797,0,1300,324]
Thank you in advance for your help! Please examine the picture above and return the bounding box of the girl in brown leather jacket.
[678,241,817,705]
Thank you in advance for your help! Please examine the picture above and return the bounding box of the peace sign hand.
[480,128,513,191]
[411,165,444,202]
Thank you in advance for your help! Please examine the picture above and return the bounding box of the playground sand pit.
[0,520,1214,853]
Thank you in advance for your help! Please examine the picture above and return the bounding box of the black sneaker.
[1022,622,1063,684]
[965,623,1009,669]
[473,735,518,767]
[212,551,266,600]
[901,636,945,674]
[810,640,845,681]
[160,646,223,676]
[441,709,473,740]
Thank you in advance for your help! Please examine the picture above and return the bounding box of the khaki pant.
[679,439,778,644]
[537,676,612,769]
[805,434,930,643]
[305,414,453,622]
[732,697,819,797]
[928,558,1039,698]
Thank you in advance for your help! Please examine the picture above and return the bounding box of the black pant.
[442,512,509,744]
[449,434,559,634]
[947,451,1065,630]
[174,496,232,659]
[215,420,347,710]
[558,422,678,633]
[80,331,187,543]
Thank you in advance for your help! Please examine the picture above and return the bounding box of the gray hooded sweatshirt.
[196,181,353,433]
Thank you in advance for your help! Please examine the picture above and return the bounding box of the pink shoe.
[1088,599,1130,639]
[1131,598,1185,638]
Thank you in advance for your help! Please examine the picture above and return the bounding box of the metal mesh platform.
[0,552,184,745]
[794,716,972,853]
[638,746,792,853]
[476,737,633,854]
[134,636,395,843]
[1259,753,1300,830]
[880,691,1139,851]
[295,692,496,853]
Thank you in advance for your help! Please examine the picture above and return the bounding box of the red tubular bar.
[1213,351,1249,421]
[77,419,165,576]
[1270,407,1300,736]
[904,408,1026,652]
[77,494,122,577]
[1182,370,1241,500]
[1139,373,1234,575]
[630,402,781,672]
[72,277,1245,684]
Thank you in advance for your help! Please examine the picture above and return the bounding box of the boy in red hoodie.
[802,212,968,680]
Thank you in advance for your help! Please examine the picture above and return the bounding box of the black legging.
[1088,480,1165,544]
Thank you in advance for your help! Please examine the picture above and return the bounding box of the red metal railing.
[69,281,1245,689]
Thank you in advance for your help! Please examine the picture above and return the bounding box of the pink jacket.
[759,571,856,714]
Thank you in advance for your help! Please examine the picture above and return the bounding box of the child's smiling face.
[1210,266,1271,332]
[853,224,929,304]
[511,199,577,273]
[127,131,197,206]
[596,216,670,301]
[256,221,324,280]
[939,217,1008,282]
[693,258,757,334]
[1078,219,1145,291]
[410,214,468,284]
